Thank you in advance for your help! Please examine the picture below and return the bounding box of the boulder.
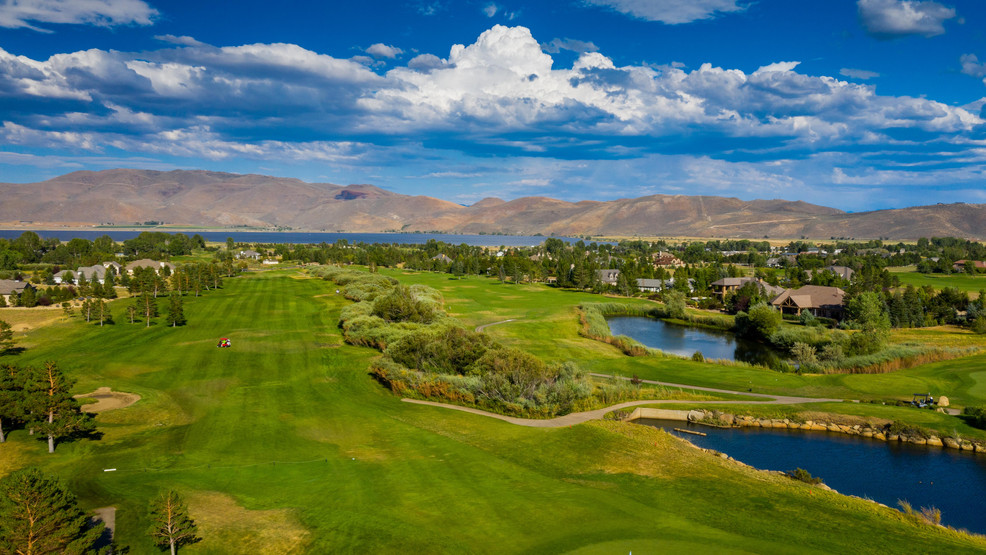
[937,395,949,407]
[943,437,960,449]
[719,413,734,425]
[925,437,943,447]
[687,410,705,422]
[873,432,886,441]
[960,442,975,451]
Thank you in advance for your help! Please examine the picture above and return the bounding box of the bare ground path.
[474,319,518,333]
[402,379,843,428]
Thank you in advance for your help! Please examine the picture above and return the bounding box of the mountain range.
[1,169,983,240]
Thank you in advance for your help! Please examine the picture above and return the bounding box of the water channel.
[637,418,986,534]
[606,316,783,366]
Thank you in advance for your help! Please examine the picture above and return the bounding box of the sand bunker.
[75,387,141,413]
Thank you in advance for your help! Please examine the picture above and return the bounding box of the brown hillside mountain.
[0,169,983,240]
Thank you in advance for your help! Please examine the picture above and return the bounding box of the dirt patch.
[74,387,141,413]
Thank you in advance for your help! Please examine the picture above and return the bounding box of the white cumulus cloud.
[960,53,986,85]
[583,0,747,24]
[541,37,599,54]
[0,0,157,32]
[840,68,880,80]
[857,0,956,39]
[366,43,404,59]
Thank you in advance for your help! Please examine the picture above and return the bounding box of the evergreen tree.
[140,292,158,327]
[0,319,13,353]
[148,490,201,555]
[0,467,105,554]
[0,364,24,443]
[80,299,94,323]
[96,300,112,327]
[19,285,37,308]
[166,293,185,327]
[23,362,96,453]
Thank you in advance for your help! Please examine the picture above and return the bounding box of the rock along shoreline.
[626,408,986,454]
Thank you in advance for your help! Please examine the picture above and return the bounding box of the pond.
[606,316,783,366]
[637,418,986,534]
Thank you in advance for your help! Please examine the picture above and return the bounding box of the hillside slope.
[1,169,982,239]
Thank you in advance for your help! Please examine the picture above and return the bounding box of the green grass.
[888,268,986,296]
[0,269,983,552]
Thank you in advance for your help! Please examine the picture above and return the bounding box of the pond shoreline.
[626,407,986,454]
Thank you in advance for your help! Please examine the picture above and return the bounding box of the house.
[238,249,261,260]
[770,285,846,319]
[597,269,620,285]
[652,252,685,268]
[953,260,986,272]
[711,277,754,300]
[810,265,855,281]
[711,277,784,301]
[262,259,279,265]
[102,261,123,273]
[0,280,26,304]
[431,253,453,264]
[74,265,108,284]
[125,259,176,275]
[635,278,664,292]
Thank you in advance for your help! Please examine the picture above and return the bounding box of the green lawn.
[1,269,984,552]
[888,267,986,296]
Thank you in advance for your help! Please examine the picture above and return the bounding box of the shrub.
[791,342,818,367]
[691,351,705,362]
[734,303,781,340]
[790,468,823,485]
[664,290,687,319]
[372,284,440,324]
[963,406,986,430]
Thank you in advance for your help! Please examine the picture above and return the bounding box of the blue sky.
[1,0,985,211]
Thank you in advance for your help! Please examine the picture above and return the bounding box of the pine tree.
[0,467,105,554]
[166,293,185,327]
[23,362,96,453]
[139,292,158,327]
[96,300,112,327]
[149,490,200,555]
[80,299,93,323]
[0,319,13,353]
[0,364,24,443]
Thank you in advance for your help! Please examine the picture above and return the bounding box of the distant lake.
[0,230,590,247]
[606,316,784,366]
